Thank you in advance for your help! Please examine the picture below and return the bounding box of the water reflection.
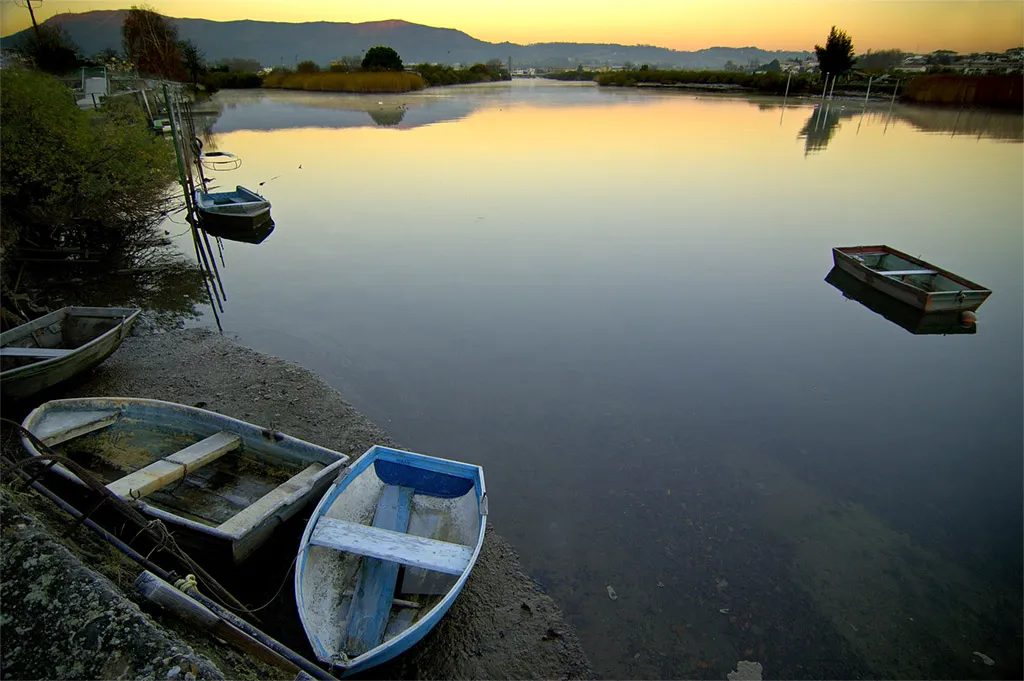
[798,104,848,154]
[825,266,977,335]
[200,217,276,245]
[182,84,1023,679]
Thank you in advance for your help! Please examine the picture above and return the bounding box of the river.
[183,80,1021,679]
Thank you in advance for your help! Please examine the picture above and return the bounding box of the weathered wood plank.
[0,347,74,359]
[215,462,325,537]
[344,485,415,655]
[311,517,473,576]
[36,410,119,446]
[106,431,241,500]
[877,269,938,277]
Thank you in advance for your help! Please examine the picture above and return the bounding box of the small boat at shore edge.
[295,445,486,676]
[1,306,140,401]
[832,245,992,313]
[20,397,350,563]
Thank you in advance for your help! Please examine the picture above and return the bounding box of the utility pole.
[15,0,42,39]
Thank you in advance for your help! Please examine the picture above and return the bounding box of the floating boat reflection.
[825,267,978,335]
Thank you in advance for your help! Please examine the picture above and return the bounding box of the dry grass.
[262,71,426,93]
[902,75,1022,108]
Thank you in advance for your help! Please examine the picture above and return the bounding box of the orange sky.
[1,0,1020,53]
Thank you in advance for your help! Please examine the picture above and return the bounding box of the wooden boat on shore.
[832,245,991,312]
[20,398,350,563]
[825,267,977,335]
[1,307,140,401]
[194,185,271,233]
[295,445,486,676]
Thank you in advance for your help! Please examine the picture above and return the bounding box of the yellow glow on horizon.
[1,0,1020,53]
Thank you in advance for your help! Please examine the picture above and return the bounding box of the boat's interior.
[27,407,327,530]
[1,310,126,370]
[849,251,971,293]
[300,459,480,662]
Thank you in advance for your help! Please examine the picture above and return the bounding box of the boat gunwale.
[294,444,487,674]
[833,245,991,293]
[194,185,270,215]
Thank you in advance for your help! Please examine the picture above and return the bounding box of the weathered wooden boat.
[20,398,350,563]
[1,307,140,401]
[295,445,486,676]
[201,216,276,245]
[194,185,271,232]
[832,246,991,312]
[825,267,977,335]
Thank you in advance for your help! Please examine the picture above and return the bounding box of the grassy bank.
[262,71,426,93]
[901,74,1022,108]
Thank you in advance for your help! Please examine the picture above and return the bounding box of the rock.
[973,651,995,666]
[727,660,764,681]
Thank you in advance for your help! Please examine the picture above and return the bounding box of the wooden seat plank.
[877,269,938,277]
[106,431,241,500]
[0,347,74,359]
[344,485,415,656]
[310,517,473,576]
[215,462,325,537]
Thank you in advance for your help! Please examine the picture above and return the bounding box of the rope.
[175,573,198,592]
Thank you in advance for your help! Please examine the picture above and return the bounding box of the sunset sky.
[1,0,1020,53]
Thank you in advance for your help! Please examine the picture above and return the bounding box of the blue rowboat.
[20,398,351,563]
[295,445,487,676]
[194,185,271,234]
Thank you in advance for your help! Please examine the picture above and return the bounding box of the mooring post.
[821,73,829,100]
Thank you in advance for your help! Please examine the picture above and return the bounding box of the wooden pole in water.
[864,76,873,103]
[828,75,837,100]
[821,73,829,100]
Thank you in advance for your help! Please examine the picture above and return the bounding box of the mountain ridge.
[0,10,811,69]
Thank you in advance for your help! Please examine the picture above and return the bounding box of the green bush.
[1,68,177,264]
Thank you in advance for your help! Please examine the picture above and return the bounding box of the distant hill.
[1,11,810,69]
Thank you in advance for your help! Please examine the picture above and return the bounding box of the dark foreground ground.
[0,328,595,680]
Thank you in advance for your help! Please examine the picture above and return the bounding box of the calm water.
[189,81,1022,679]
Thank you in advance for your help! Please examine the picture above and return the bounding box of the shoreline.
[0,328,596,680]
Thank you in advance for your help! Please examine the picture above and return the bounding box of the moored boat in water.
[194,185,272,233]
[20,397,350,563]
[1,307,140,401]
[832,245,991,313]
[295,445,486,676]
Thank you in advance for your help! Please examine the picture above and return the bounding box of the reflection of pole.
[883,79,900,134]
[780,72,792,126]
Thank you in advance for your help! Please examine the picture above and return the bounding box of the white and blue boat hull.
[295,445,486,676]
